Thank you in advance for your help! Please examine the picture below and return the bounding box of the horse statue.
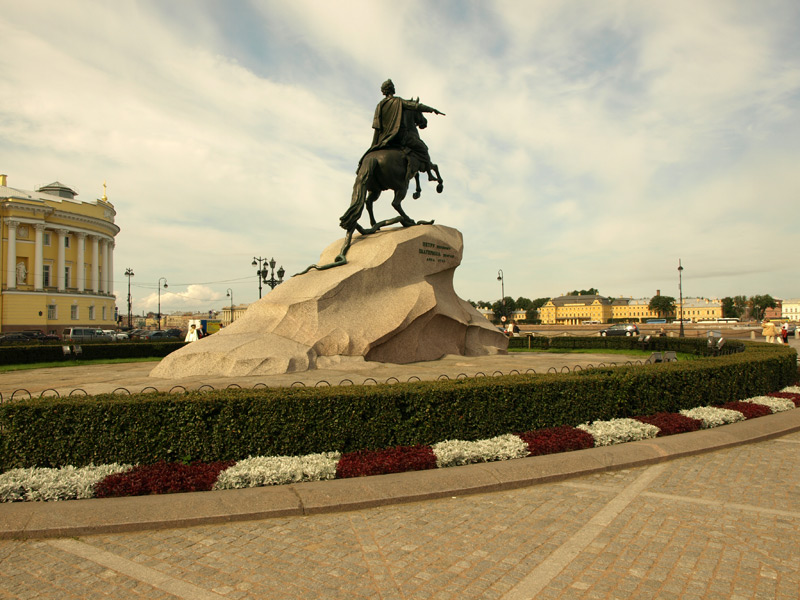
[297,86,444,274]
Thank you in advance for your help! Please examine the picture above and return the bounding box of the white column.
[56,229,67,291]
[91,235,100,293]
[106,240,114,296]
[34,224,45,290]
[76,232,86,292]
[5,219,18,289]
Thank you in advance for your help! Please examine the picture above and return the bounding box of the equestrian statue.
[301,79,445,273]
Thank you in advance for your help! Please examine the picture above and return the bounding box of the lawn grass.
[508,347,698,360]
[0,357,162,373]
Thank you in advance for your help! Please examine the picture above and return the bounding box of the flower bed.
[2,389,799,503]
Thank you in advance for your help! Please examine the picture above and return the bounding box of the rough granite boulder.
[150,224,508,378]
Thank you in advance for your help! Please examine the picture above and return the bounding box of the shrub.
[517,426,595,456]
[0,340,794,471]
[634,412,702,436]
[717,401,772,419]
[94,460,234,498]
[336,446,437,478]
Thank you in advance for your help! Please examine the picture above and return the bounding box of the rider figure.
[360,79,444,179]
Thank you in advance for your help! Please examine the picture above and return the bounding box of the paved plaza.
[2,428,800,599]
[1,344,799,598]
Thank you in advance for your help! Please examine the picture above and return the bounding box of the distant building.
[783,299,800,322]
[540,295,612,324]
[1,174,119,335]
[764,300,783,321]
[540,293,722,324]
[221,304,248,326]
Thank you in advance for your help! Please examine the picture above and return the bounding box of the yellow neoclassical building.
[540,293,722,324]
[1,174,119,335]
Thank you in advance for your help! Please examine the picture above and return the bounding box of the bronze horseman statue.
[301,79,445,273]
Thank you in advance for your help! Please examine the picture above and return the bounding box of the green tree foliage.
[733,295,748,317]
[515,297,533,311]
[568,288,599,296]
[648,295,676,318]
[749,294,776,321]
[491,297,516,322]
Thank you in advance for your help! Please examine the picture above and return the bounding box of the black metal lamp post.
[497,269,505,322]
[226,288,234,323]
[251,257,284,298]
[678,259,684,338]
[125,268,134,328]
[497,269,505,302]
[264,257,285,290]
[157,277,168,330]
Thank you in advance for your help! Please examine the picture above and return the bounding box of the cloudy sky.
[2,0,799,314]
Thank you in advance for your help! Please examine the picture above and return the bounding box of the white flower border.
[2,387,798,502]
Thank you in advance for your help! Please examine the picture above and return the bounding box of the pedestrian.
[185,324,200,342]
[781,322,790,344]
[762,320,775,344]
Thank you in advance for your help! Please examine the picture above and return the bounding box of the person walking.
[762,320,775,344]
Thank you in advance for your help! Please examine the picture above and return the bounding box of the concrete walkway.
[0,350,645,398]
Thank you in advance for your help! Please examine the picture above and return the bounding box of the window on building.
[47,304,57,320]
[44,232,51,246]
[65,266,71,288]
[71,305,78,320]
[88,306,95,320]
[43,264,51,287]
[64,235,70,248]
[102,306,107,320]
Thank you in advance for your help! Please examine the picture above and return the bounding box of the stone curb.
[3,408,800,540]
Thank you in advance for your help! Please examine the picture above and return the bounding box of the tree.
[721,297,736,318]
[491,297,516,323]
[733,295,748,318]
[515,297,534,311]
[749,294,776,322]
[648,295,676,318]
[568,288,598,296]
[722,296,748,319]
[525,297,550,323]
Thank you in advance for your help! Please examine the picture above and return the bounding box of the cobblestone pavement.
[2,430,800,599]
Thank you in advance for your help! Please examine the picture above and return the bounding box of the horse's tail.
[339,154,378,231]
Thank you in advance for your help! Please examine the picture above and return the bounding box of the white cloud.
[2,0,799,313]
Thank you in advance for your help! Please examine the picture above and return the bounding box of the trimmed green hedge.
[506,334,740,355]
[0,341,185,365]
[0,341,795,470]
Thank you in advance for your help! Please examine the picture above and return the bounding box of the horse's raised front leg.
[412,173,422,200]
[428,163,444,193]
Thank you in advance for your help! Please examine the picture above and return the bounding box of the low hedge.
[0,341,185,365]
[0,341,795,471]
[507,335,740,355]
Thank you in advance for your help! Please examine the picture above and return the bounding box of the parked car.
[21,330,60,341]
[62,328,113,343]
[0,332,32,344]
[599,324,639,337]
[137,330,182,341]
[102,330,129,341]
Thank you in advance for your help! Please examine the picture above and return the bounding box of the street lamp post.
[226,288,234,323]
[263,257,285,291]
[252,256,285,297]
[678,259,684,338]
[497,269,505,322]
[157,277,168,330]
[125,268,134,328]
